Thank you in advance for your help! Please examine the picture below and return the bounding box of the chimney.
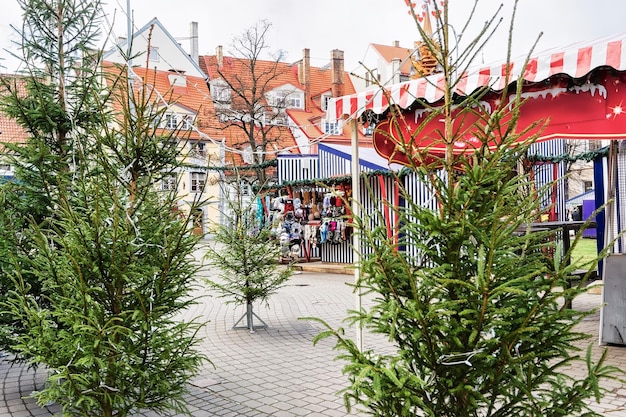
[330,49,344,98]
[190,21,199,63]
[216,45,223,69]
[300,48,311,112]
[391,58,401,84]
[393,40,400,47]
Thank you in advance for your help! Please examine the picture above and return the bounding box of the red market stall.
[328,33,626,151]
[327,32,626,346]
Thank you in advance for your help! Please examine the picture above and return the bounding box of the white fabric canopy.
[327,32,626,121]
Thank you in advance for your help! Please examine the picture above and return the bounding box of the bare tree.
[209,20,295,184]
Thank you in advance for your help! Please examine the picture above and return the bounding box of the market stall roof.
[327,31,626,121]
[319,143,405,171]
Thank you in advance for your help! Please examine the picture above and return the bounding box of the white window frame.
[212,85,231,104]
[182,114,193,130]
[161,175,177,191]
[164,113,178,130]
[269,90,303,109]
[322,120,342,136]
[191,141,207,158]
[190,172,206,193]
[321,94,332,111]
[163,113,193,130]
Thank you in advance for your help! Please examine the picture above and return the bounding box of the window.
[190,172,206,193]
[321,94,332,111]
[588,140,602,151]
[161,175,177,191]
[191,141,207,158]
[269,90,303,109]
[164,113,178,130]
[163,113,193,130]
[148,46,159,62]
[286,94,302,108]
[584,180,593,192]
[182,114,193,130]
[322,120,342,136]
[211,84,231,104]
[265,112,288,126]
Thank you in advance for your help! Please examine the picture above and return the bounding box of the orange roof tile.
[0,75,30,148]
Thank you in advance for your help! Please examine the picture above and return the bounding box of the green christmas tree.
[205,177,292,332]
[311,1,622,416]
[0,1,207,415]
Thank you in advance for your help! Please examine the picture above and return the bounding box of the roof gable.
[104,18,206,79]
[370,43,414,76]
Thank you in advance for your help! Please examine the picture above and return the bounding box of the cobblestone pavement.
[1,245,626,416]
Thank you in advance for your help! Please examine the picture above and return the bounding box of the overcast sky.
[0,0,624,74]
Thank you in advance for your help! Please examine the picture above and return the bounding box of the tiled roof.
[0,75,30,147]
[370,43,414,76]
[199,52,365,157]
[101,62,223,142]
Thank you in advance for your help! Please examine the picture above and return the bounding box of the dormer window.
[168,73,187,87]
[212,85,231,104]
[163,113,193,130]
[322,120,342,136]
[210,79,231,106]
[267,88,304,110]
[321,94,332,111]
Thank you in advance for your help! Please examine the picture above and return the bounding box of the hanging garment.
[319,222,328,244]
[284,199,294,214]
[310,225,319,246]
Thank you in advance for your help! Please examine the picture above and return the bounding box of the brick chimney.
[331,49,344,98]
[299,49,311,112]
[216,45,223,69]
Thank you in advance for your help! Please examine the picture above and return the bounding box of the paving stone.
[1,249,626,417]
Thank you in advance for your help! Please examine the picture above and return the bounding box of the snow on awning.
[327,32,626,121]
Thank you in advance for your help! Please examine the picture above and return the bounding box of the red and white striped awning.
[327,32,626,121]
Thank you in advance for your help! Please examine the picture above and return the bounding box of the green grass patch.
[570,238,598,271]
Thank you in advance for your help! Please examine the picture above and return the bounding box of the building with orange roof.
[199,46,368,164]
[103,18,222,232]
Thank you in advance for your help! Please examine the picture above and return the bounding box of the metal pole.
[126,0,134,116]
[350,118,363,351]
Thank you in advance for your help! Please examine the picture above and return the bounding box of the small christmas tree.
[205,178,292,332]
